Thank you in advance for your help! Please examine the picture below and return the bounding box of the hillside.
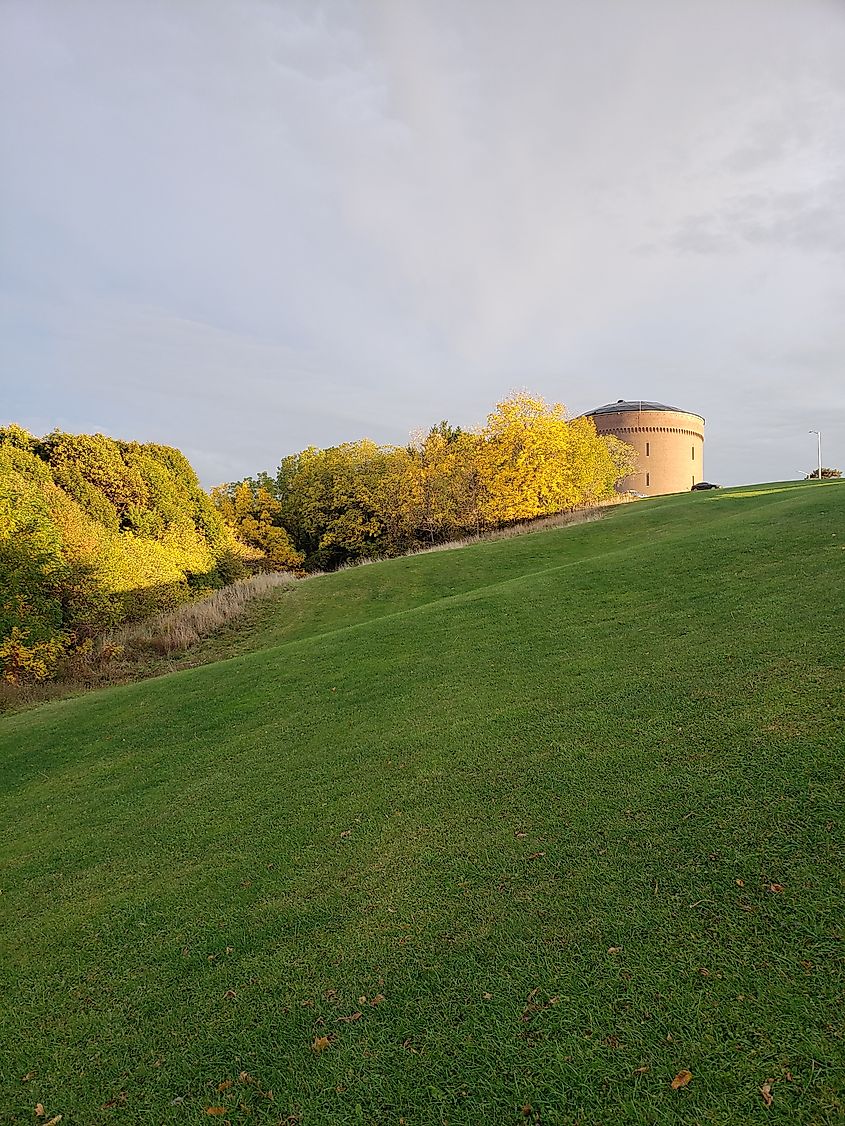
[1,481,843,1125]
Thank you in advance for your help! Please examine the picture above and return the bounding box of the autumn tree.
[211,481,303,571]
[601,433,639,487]
[805,467,842,480]
[475,393,619,525]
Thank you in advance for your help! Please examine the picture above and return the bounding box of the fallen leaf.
[768,883,785,893]
[358,995,367,1005]
[206,1109,227,1117]
[225,946,234,955]
[35,1105,45,1117]
[634,1065,650,1075]
[223,990,237,1000]
[370,993,385,1006]
[515,831,527,839]
[521,1107,532,1117]
[735,878,745,887]
[761,1081,773,1107]
[785,1071,794,1081]
[482,992,492,1000]
[312,1035,331,1052]
[607,946,622,955]
[340,830,351,839]
[217,1080,233,1092]
[238,1072,253,1085]
[527,851,546,860]
[43,1118,62,1126]
[240,879,252,888]
[22,1072,36,1082]
[335,1011,362,1023]
[671,1070,693,1089]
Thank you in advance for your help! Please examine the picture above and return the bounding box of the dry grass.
[0,572,299,713]
[86,571,299,661]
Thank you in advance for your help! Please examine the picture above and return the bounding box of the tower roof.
[587,399,704,422]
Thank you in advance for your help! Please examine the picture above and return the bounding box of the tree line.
[0,424,249,685]
[214,393,636,572]
[1,394,635,685]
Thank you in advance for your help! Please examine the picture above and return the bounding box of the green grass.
[1,480,844,1125]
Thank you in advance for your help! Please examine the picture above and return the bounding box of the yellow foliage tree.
[476,393,619,525]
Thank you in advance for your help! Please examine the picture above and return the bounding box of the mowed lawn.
[1,481,844,1125]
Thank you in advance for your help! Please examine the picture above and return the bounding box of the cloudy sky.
[2,0,844,487]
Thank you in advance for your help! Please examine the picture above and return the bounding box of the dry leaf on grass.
[22,1072,36,1082]
[217,1080,232,1092]
[44,1118,62,1126]
[370,993,385,1006]
[768,883,785,893]
[206,1109,227,1117]
[35,1105,45,1117]
[671,1070,693,1089]
[607,946,622,955]
[312,1035,331,1052]
[761,1081,774,1107]
[335,1011,362,1023]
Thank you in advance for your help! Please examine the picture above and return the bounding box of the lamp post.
[809,430,822,480]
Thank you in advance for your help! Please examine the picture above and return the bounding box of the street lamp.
[809,430,822,480]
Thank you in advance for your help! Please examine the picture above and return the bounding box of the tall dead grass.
[83,571,299,662]
[0,572,299,713]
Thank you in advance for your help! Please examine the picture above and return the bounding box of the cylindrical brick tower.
[585,400,705,497]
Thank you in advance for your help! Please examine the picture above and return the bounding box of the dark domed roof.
[587,399,704,422]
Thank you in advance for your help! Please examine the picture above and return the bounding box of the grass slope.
[1,481,844,1125]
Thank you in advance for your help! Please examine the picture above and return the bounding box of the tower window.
[646,442,650,456]
[692,446,695,460]
[646,473,650,487]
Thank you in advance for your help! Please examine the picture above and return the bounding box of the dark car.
[691,481,720,491]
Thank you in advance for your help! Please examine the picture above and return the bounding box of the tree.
[805,467,842,480]
[601,433,639,486]
[274,442,395,570]
[211,482,303,571]
[475,393,619,525]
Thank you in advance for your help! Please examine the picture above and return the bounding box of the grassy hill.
[1,481,843,1125]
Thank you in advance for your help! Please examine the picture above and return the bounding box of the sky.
[2,0,844,487]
